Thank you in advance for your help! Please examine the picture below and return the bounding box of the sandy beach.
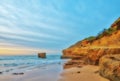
[59,65,109,81]
[0,61,110,81]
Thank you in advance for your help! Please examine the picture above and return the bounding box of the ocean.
[0,54,65,74]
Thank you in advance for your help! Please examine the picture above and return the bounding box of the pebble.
[0,72,3,74]
[12,72,24,75]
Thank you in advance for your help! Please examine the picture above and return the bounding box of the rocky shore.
[99,55,120,81]
[61,17,120,81]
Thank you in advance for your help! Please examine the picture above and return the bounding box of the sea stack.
[38,53,46,58]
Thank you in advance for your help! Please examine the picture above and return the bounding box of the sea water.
[0,54,65,74]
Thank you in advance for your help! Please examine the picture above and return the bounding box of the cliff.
[62,17,120,81]
[62,17,120,65]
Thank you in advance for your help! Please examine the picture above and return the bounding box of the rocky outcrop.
[62,17,120,80]
[63,47,120,65]
[62,17,120,65]
[38,53,46,58]
[86,48,120,65]
[99,55,120,81]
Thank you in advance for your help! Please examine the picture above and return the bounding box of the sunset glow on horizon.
[0,0,120,55]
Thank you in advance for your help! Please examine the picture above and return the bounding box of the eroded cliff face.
[62,17,120,65]
[62,18,120,81]
[86,48,120,65]
[99,55,120,81]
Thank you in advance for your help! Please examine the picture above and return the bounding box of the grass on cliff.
[68,17,120,49]
[85,18,120,42]
[96,27,117,39]
[84,36,96,41]
[84,27,117,42]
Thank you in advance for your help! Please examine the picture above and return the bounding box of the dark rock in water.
[12,72,24,75]
[99,55,120,81]
[38,53,46,58]
[0,72,3,74]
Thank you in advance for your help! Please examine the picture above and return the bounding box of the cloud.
[0,0,120,55]
[0,0,75,50]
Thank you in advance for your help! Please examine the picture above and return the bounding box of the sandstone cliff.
[62,17,120,65]
[62,17,120,81]
[99,55,120,81]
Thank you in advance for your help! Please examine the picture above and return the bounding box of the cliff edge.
[62,17,120,65]
[62,17,120,81]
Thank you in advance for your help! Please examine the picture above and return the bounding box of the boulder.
[99,54,120,81]
[38,53,46,58]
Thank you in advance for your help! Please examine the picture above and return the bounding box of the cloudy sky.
[0,0,120,55]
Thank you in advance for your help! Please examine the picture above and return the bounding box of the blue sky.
[0,0,120,55]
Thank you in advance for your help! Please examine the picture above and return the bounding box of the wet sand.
[59,65,109,81]
[0,63,110,81]
[0,63,63,81]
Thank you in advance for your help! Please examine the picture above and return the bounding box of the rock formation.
[99,55,120,81]
[62,17,120,80]
[62,17,120,65]
[86,48,120,65]
[38,53,46,58]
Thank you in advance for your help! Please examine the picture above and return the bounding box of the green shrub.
[104,27,116,35]
[84,36,96,41]
[97,27,117,39]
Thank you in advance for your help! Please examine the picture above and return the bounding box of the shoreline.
[0,59,110,81]
[0,63,63,81]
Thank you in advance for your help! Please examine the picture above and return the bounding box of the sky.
[0,0,120,55]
